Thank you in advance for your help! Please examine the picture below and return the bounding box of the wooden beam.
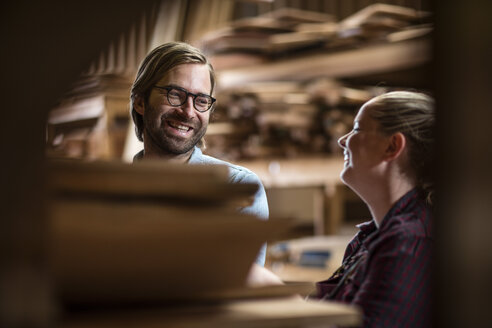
[217,37,431,88]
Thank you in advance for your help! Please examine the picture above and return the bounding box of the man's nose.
[179,96,196,118]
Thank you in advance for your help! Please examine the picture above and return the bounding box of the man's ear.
[384,132,406,161]
[134,95,145,115]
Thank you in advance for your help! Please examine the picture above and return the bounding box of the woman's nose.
[338,133,348,148]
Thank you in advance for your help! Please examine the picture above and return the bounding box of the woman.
[316,91,435,327]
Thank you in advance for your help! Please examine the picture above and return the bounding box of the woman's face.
[338,103,389,191]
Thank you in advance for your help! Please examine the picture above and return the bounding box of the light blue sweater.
[134,147,269,265]
[188,147,269,266]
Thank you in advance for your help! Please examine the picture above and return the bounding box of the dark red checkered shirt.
[316,188,433,327]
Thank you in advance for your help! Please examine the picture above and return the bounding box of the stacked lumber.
[337,3,431,41]
[200,8,335,54]
[200,4,432,69]
[204,80,388,161]
[46,159,287,305]
[46,74,133,160]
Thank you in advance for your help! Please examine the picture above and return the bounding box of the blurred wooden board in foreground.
[61,297,361,328]
[48,159,258,204]
[46,159,294,305]
[49,211,289,305]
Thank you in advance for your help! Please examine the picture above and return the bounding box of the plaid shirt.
[316,189,433,327]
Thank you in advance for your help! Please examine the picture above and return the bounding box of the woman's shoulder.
[381,190,433,238]
[384,209,432,239]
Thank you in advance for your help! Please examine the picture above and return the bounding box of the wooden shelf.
[236,156,344,188]
[216,37,431,88]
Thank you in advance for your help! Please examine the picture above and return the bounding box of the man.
[130,41,269,265]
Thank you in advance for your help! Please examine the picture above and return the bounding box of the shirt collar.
[356,220,377,236]
[133,147,200,163]
[379,188,420,229]
[358,188,421,246]
[187,146,202,164]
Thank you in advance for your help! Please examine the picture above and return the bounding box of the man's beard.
[143,103,208,155]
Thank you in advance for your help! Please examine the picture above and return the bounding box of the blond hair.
[367,91,435,203]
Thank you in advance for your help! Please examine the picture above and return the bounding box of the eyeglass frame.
[153,85,216,112]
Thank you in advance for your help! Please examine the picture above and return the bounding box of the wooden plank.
[339,3,429,30]
[236,156,344,189]
[60,297,361,328]
[47,159,258,203]
[50,209,289,304]
[217,37,431,88]
[324,183,346,235]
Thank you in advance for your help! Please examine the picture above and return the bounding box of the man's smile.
[167,120,193,133]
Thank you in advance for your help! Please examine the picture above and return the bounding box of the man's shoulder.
[201,154,259,183]
[189,148,261,184]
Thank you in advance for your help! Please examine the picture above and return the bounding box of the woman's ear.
[134,95,145,115]
[384,132,406,161]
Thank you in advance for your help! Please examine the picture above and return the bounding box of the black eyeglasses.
[154,85,216,112]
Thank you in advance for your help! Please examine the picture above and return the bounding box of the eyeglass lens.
[167,88,212,111]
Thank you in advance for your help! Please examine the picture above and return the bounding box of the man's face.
[139,63,212,157]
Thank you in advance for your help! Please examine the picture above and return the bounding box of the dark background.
[1,1,491,326]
